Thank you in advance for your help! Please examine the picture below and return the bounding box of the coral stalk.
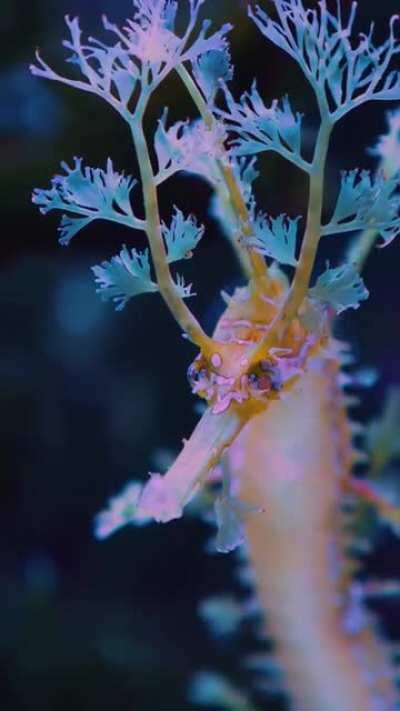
[176,64,268,284]
[131,112,214,352]
[249,118,333,363]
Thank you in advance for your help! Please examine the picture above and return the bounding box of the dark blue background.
[1,1,400,709]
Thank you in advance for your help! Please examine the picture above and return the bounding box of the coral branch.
[176,64,268,285]
[131,112,214,352]
[249,117,333,363]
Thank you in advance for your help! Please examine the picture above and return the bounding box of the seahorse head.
[187,271,329,415]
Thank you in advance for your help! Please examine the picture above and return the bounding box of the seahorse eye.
[187,362,208,387]
[258,374,273,391]
[187,363,200,384]
[248,370,272,392]
[256,361,283,391]
[248,372,259,386]
[260,359,273,372]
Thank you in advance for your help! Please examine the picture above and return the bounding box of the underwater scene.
[2,1,400,709]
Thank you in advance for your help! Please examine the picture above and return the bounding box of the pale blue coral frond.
[365,386,400,476]
[174,273,196,299]
[309,263,369,315]
[188,671,256,710]
[192,46,233,103]
[243,653,283,677]
[162,208,204,263]
[154,108,187,175]
[30,17,137,116]
[217,82,310,172]
[92,245,158,310]
[32,157,144,245]
[58,214,94,246]
[214,495,245,553]
[198,594,258,638]
[131,0,179,30]
[214,493,261,554]
[63,15,139,103]
[199,595,244,637]
[245,212,299,267]
[154,109,224,184]
[322,169,400,245]
[234,156,260,204]
[370,109,400,179]
[30,2,232,117]
[94,481,150,540]
[249,1,400,120]
[180,19,233,68]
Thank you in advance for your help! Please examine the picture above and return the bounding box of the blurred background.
[1,0,400,709]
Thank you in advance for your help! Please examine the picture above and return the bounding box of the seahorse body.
[202,275,397,709]
[230,347,396,709]
[139,270,397,708]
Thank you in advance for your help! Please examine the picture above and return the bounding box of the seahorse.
[220,288,398,710]
[141,268,397,710]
